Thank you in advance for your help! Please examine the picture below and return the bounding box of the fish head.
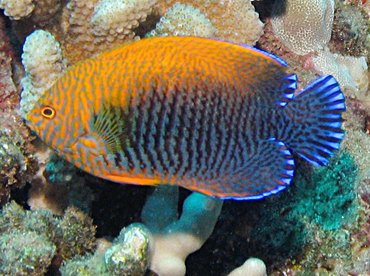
[25,83,105,166]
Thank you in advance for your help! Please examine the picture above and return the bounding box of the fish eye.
[41,106,56,119]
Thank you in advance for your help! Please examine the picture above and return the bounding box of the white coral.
[91,0,157,41]
[148,3,216,37]
[271,0,334,55]
[312,49,369,96]
[20,30,66,116]
[0,0,35,20]
[228,258,267,276]
[159,0,263,45]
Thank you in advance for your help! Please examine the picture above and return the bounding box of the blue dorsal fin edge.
[284,75,346,167]
[278,74,298,107]
[207,37,288,67]
[238,43,288,67]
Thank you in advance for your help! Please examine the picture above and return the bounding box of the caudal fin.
[284,75,346,166]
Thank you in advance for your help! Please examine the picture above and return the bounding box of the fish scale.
[26,36,346,200]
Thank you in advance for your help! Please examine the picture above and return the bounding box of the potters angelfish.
[25,36,346,200]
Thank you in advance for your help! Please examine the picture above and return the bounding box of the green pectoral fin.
[92,104,130,153]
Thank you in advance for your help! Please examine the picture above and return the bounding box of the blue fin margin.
[219,139,295,201]
[284,75,346,166]
[278,73,298,107]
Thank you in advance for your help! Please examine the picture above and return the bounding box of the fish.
[25,36,346,200]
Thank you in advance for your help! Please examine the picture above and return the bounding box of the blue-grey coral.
[142,187,223,276]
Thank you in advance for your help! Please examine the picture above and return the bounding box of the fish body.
[26,36,346,200]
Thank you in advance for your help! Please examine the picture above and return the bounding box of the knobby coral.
[271,0,334,55]
[62,0,157,63]
[148,3,216,37]
[20,29,66,116]
[0,202,96,274]
[158,0,264,44]
[0,0,34,20]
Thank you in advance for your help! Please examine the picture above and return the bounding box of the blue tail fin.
[284,75,346,166]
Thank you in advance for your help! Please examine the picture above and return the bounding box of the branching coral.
[31,0,62,24]
[20,29,66,116]
[158,0,263,44]
[0,0,61,22]
[62,0,157,63]
[0,0,34,20]
[91,0,157,43]
[148,3,216,37]
[271,0,335,55]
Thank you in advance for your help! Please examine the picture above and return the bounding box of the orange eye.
[41,106,56,119]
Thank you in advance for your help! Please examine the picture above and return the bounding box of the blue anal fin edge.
[219,139,295,201]
[286,75,346,166]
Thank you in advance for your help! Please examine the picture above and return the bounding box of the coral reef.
[228,258,267,276]
[293,151,358,230]
[269,0,369,95]
[0,131,31,204]
[0,17,37,206]
[329,2,370,57]
[0,15,18,110]
[0,0,34,20]
[104,223,151,275]
[62,0,157,63]
[142,186,223,276]
[0,230,56,275]
[271,0,335,55]
[24,146,95,215]
[0,201,96,273]
[20,29,66,116]
[147,3,216,37]
[158,0,264,44]
[61,223,151,275]
[91,0,157,43]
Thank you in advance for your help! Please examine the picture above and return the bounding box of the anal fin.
[179,139,295,200]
